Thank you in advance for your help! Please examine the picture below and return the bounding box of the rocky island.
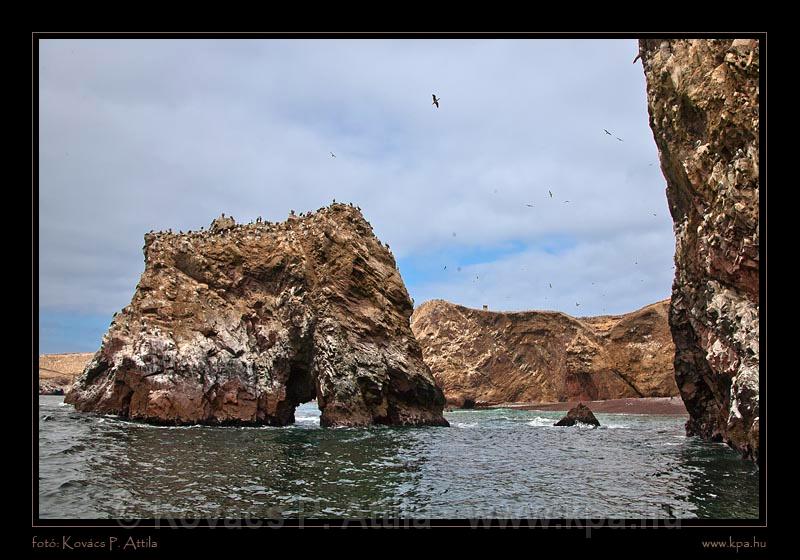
[65,204,448,427]
[411,299,678,408]
[554,403,601,427]
[640,39,760,459]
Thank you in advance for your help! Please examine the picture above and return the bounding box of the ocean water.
[38,396,759,519]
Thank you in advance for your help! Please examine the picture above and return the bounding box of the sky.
[38,38,675,354]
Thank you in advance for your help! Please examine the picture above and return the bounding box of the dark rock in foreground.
[640,39,759,460]
[65,204,448,428]
[554,403,600,427]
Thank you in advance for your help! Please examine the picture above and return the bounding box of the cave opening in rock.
[286,360,317,408]
[281,340,321,425]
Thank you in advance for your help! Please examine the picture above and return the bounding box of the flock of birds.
[322,93,663,315]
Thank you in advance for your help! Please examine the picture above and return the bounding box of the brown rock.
[640,39,759,460]
[65,204,448,427]
[554,403,600,427]
[39,352,95,395]
[411,299,678,405]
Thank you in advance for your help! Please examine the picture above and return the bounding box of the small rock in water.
[554,403,600,427]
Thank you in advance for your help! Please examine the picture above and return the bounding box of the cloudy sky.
[38,38,674,354]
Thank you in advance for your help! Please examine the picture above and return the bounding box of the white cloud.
[38,38,674,321]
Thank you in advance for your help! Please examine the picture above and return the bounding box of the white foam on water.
[526,416,556,427]
[453,422,478,429]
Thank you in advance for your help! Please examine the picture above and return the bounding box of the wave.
[526,416,556,427]
[525,417,630,429]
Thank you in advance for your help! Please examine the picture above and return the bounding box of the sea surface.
[38,396,759,520]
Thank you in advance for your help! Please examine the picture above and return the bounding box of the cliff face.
[640,39,760,459]
[39,353,94,394]
[410,299,678,407]
[65,204,447,427]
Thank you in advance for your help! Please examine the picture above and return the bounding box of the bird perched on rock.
[432,94,440,108]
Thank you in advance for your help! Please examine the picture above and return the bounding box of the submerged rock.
[639,39,759,459]
[65,204,448,428]
[411,299,677,407]
[554,403,600,427]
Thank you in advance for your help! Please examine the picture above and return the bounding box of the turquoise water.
[38,396,759,519]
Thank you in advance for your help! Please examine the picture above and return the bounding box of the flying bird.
[563,200,570,203]
[548,190,553,198]
[604,129,612,136]
[576,302,581,307]
[525,203,534,208]
[432,94,440,108]
[616,136,624,142]
[330,152,336,158]
[549,283,552,288]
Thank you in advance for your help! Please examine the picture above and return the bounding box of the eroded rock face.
[554,403,600,427]
[65,204,448,427]
[39,352,94,395]
[411,299,678,408]
[639,39,759,459]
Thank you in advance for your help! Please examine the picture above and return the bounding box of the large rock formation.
[410,299,678,407]
[639,39,759,459]
[65,204,448,427]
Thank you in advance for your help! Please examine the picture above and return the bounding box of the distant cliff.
[411,299,678,407]
[65,204,447,427]
[640,39,760,460]
[39,353,94,394]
